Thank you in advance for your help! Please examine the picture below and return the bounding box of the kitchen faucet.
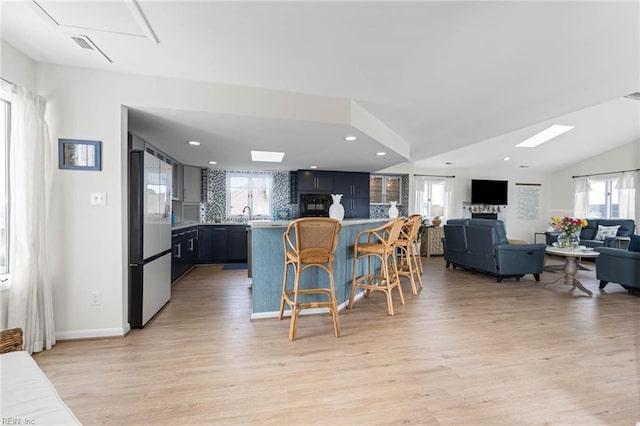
[242,205,252,221]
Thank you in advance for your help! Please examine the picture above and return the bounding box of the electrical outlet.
[90,192,107,206]
[90,291,101,306]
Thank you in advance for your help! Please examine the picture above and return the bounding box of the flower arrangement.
[550,216,588,235]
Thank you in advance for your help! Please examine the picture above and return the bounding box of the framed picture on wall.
[58,139,102,171]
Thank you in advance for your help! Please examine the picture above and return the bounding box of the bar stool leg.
[329,272,340,337]
[288,267,301,341]
[279,261,290,320]
[392,251,405,307]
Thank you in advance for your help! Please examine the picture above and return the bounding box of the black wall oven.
[300,193,332,217]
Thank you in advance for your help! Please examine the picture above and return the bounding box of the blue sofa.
[594,234,640,294]
[545,218,636,249]
[443,219,547,282]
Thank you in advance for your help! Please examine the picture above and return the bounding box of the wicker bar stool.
[396,215,424,295]
[347,217,405,316]
[278,217,342,341]
[409,215,424,276]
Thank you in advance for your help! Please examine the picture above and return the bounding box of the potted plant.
[417,217,428,242]
[416,217,429,257]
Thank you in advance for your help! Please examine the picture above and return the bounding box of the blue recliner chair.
[443,219,469,268]
[594,235,640,294]
[443,219,547,282]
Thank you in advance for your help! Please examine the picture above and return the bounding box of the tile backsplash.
[369,175,409,219]
[201,170,297,222]
[198,169,408,222]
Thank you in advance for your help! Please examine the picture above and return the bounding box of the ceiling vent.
[69,35,112,63]
[624,92,640,101]
[71,35,94,50]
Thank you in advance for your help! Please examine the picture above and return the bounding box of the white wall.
[12,59,370,339]
[412,166,551,242]
[548,139,640,224]
[0,41,37,91]
[384,141,640,242]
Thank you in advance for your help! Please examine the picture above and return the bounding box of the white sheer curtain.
[413,175,428,215]
[615,171,639,220]
[7,84,55,354]
[443,177,454,220]
[413,175,453,221]
[573,177,591,218]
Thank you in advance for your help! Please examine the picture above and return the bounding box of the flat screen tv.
[471,179,508,205]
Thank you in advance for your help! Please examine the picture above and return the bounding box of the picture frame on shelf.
[58,139,102,171]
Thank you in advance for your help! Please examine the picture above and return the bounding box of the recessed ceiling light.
[310,165,318,169]
[250,150,285,162]
[376,152,386,156]
[516,125,574,148]
[188,140,201,146]
[445,162,455,165]
[208,161,217,165]
[504,157,511,161]
[519,165,529,168]
[345,136,357,141]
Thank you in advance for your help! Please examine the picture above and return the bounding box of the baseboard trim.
[250,292,364,320]
[56,325,129,341]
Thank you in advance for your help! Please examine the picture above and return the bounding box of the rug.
[222,263,248,270]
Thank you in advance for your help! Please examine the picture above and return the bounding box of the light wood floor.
[34,256,640,425]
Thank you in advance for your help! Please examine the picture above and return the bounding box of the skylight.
[250,150,285,162]
[516,125,574,148]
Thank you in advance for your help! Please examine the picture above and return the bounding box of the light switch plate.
[90,192,107,206]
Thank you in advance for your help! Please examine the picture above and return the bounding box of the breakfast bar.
[249,218,388,318]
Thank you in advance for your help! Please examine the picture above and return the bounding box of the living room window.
[418,179,445,217]
[226,172,273,219]
[587,179,619,218]
[414,175,454,220]
[0,96,10,277]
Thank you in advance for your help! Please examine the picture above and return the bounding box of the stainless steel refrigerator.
[128,135,172,328]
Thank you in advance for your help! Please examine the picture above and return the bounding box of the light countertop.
[172,222,248,230]
[173,218,389,230]
[248,218,388,228]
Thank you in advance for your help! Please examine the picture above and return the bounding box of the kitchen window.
[226,172,273,218]
[0,96,10,277]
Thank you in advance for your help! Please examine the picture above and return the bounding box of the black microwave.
[299,193,332,217]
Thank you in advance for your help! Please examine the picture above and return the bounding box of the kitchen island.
[249,218,388,318]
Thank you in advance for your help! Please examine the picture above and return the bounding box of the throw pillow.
[628,235,640,252]
[594,225,620,241]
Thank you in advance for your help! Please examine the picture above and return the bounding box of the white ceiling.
[2,1,639,172]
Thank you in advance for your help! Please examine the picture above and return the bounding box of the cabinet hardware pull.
[175,243,182,259]
[189,238,194,251]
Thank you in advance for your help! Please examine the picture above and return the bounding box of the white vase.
[329,194,344,221]
[388,201,399,219]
